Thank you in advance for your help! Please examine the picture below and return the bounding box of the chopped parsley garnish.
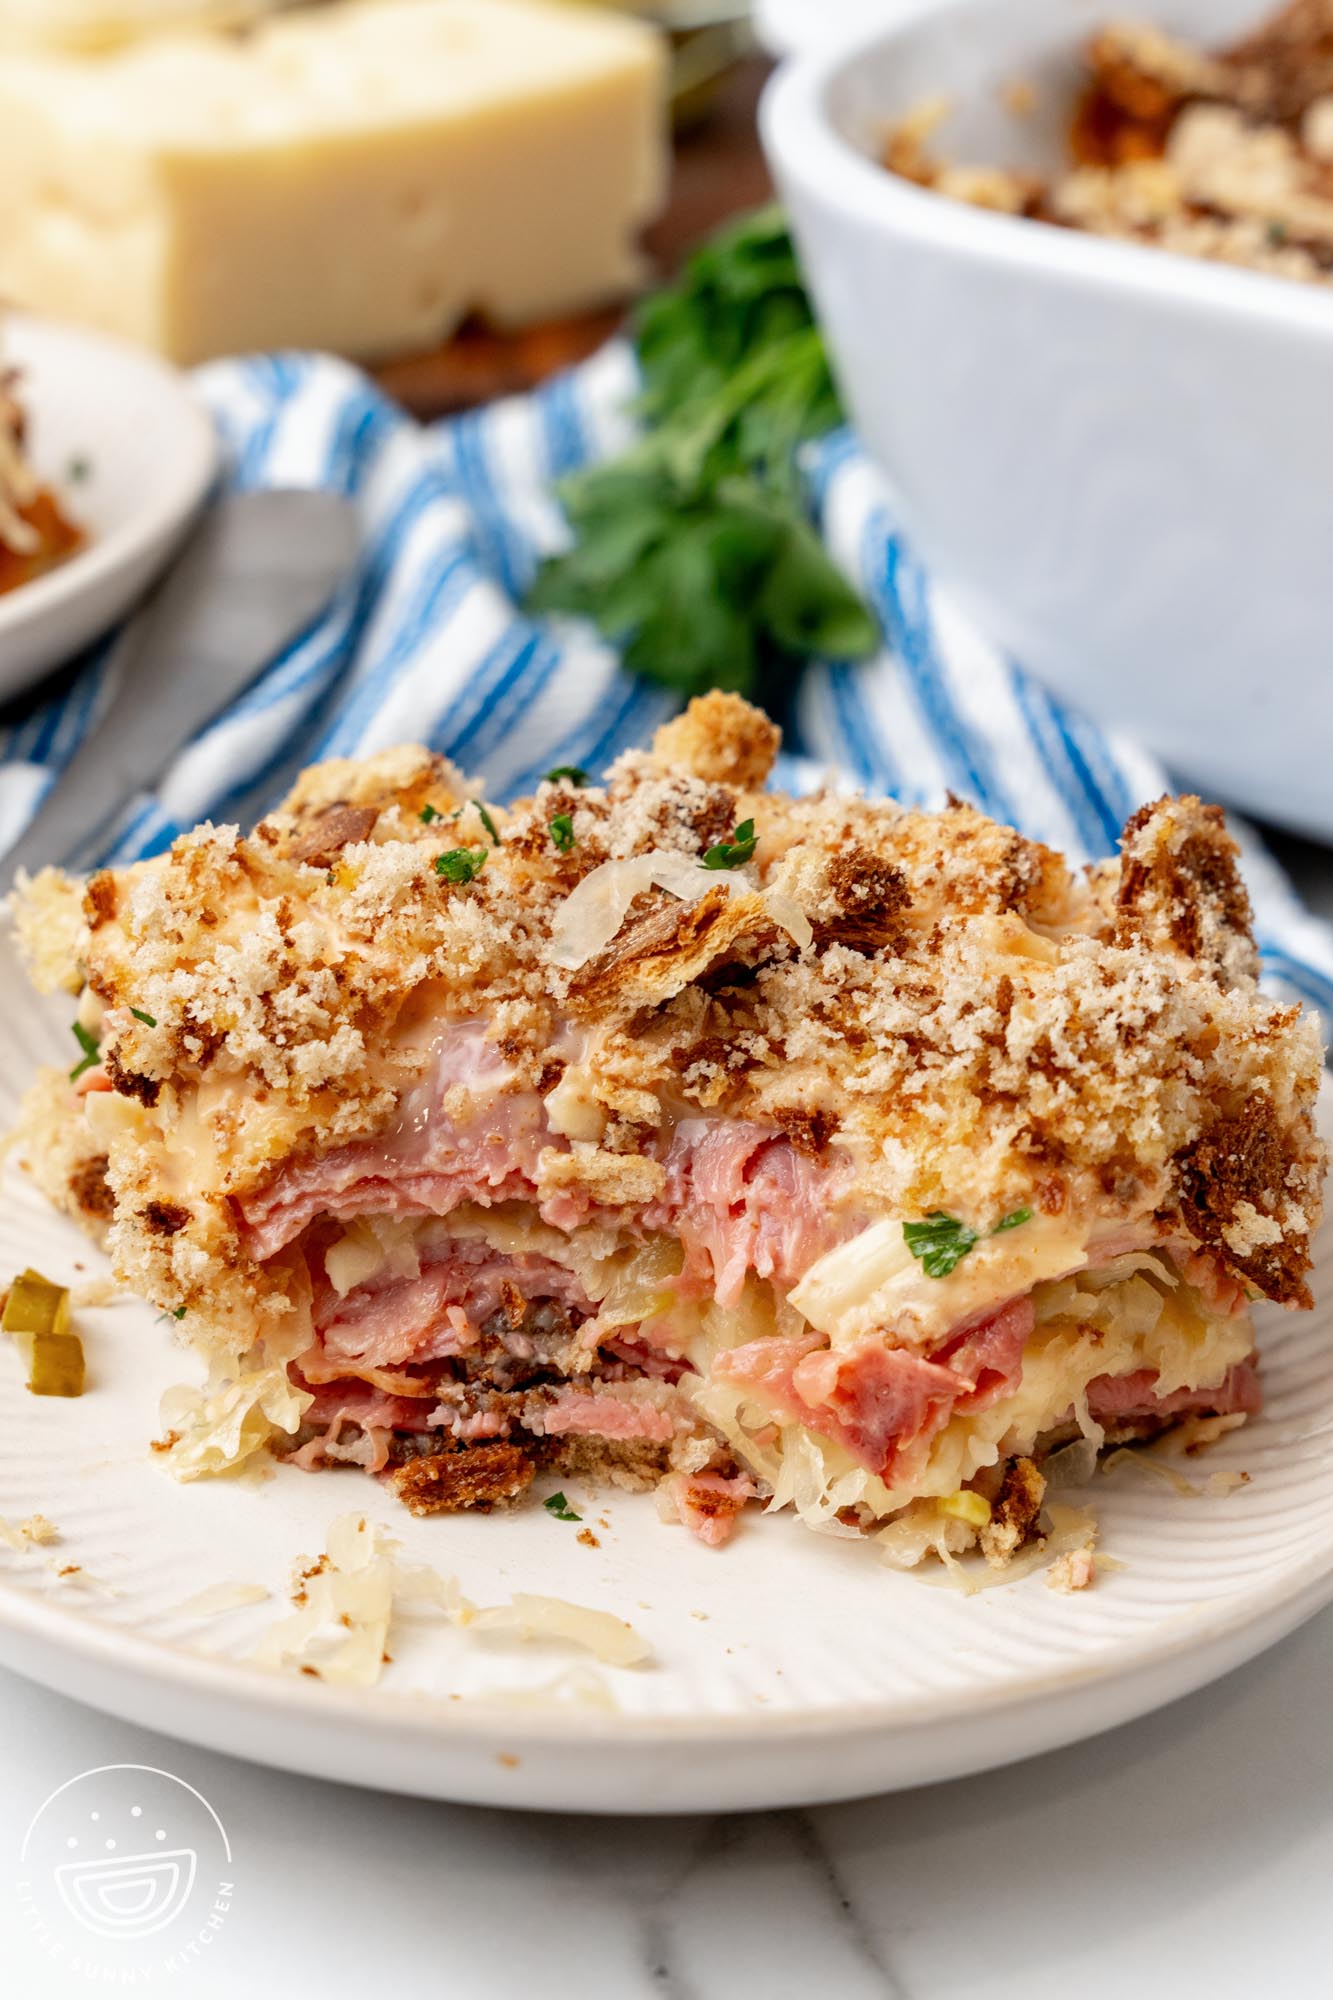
[130,1007,157,1028]
[544,765,589,788]
[434,846,488,884]
[903,1212,979,1280]
[66,454,92,484]
[548,813,576,853]
[525,207,879,701]
[474,801,501,844]
[156,1305,187,1323]
[419,803,443,824]
[68,1021,100,1082]
[543,1491,582,1522]
[1267,221,1288,246]
[701,818,756,870]
[904,1205,1034,1279]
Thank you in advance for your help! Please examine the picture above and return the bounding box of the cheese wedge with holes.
[0,0,668,363]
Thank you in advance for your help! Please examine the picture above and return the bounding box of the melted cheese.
[790,1211,1093,1348]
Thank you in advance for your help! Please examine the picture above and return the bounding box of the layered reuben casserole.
[10,693,1326,1567]
[887,0,1333,289]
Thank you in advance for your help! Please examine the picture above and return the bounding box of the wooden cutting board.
[372,54,774,421]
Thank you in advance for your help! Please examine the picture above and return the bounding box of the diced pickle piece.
[2,1268,70,1342]
[2,1269,83,1396]
[24,1329,85,1398]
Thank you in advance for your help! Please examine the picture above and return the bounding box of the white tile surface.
[3,1599,1330,1998]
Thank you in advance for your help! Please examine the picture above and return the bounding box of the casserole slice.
[11,693,1325,1560]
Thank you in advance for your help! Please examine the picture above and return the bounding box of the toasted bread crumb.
[387,1442,536,1516]
[981,1456,1047,1567]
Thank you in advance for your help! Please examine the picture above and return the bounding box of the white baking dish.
[762,0,1333,839]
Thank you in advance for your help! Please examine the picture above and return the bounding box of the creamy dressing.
[543,1063,607,1142]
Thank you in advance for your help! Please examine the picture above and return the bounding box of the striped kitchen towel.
[1,342,1330,1019]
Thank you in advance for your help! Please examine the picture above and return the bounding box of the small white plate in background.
[0,315,217,702]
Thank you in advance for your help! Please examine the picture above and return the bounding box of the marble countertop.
[3,822,1329,1999]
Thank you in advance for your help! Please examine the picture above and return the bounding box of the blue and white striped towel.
[3,343,1331,1019]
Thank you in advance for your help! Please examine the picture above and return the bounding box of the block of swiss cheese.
[0,2,277,51]
[0,0,668,363]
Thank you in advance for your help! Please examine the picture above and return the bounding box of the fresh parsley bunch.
[526,207,880,701]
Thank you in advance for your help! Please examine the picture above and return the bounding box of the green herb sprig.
[69,1021,100,1082]
[527,207,879,702]
[434,847,488,884]
[903,1207,1034,1280]
[543,765,589,788]
[548,813,575,853]
[543,1491,582,1523]
[701,818,756,870]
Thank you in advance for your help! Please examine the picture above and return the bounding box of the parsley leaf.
[904,1204,1034,1279]
[526,207,879,702]
[543,1491,582,1522]
[419,803,443,824]
[544,765,589,788]
[130,1007,157,1028]
[903,1212,980,1280]
[156,1305,187,1323]
[434,847,488,884]
[701,818,756,870]
[474,801,501,845]
[68,1020,100,1082]
[549,813,576,853]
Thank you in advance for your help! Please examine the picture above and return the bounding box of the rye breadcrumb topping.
[9,691,1324,1361]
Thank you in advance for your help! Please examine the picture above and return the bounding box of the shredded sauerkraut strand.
[247,1513,652,1688]
[548,848,811,972]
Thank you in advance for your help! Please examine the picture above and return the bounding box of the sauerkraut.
[247,1512,651,1688]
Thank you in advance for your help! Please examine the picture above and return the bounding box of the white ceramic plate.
[0,316,217,701]
[0,943,1330,1813]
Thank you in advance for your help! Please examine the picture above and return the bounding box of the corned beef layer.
[248,1033,1260,1541]
[278,1217,1259,1542]
[239,1030,847,1287]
